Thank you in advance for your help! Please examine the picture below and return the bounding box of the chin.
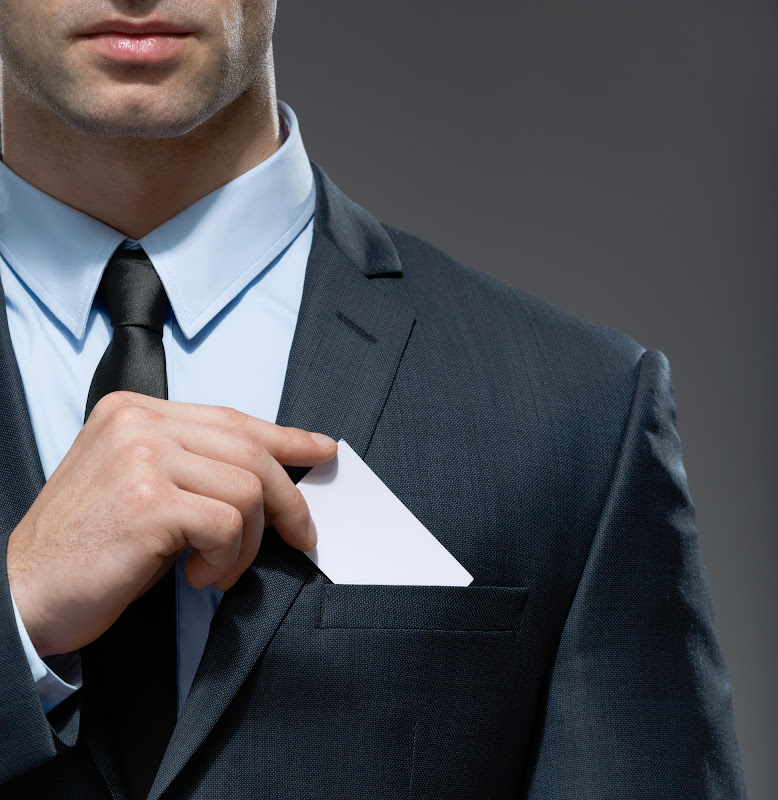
[56,103,209,139]
[29,75,214,137]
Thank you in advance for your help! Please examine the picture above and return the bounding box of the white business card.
[297,439,473,586]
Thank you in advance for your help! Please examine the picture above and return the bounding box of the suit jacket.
[0,163,746,799]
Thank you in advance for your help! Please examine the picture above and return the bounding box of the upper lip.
[78,19,193,36]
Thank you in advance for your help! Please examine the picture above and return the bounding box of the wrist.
[7,559,53,658]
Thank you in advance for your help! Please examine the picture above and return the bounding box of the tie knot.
[96,247,169,335]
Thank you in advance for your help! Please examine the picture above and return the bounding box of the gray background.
[273,1,776,797]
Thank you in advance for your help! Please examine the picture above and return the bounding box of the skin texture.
[0,0,282,238]
[0,1,338,655]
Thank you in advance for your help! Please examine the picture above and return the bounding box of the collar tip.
[178,321,198,341]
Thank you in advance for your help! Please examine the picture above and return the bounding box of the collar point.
[68,315,90,343]
[176,318,200,342]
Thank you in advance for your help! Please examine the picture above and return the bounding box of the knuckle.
[236,470,263,505]
[222,506,244,541]
[107,402,156,434]
[236,431,265,464]
[287,487,308,519]
[218,404,248,432]
[92,390,135,419]
[118,441,165,512]
[126,473,164,514]
[123,437,160,465]
[141,527,177,561]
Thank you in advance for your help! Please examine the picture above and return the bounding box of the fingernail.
[310,432,336,448]
[304,518,318,551]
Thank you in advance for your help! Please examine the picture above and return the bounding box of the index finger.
[100,390,338,466]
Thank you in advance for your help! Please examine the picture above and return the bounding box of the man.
[0,1,746,798]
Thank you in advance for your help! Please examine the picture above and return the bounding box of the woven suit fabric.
[0,164,747,799]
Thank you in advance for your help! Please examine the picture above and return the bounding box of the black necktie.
[81,247,177,800]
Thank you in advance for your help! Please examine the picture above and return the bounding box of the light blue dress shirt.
[1,100,315,715]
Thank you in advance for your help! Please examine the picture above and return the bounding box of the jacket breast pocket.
[316,584,529,631]
[310,582,532,798]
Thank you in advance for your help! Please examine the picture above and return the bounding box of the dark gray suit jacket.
[0,163,746,798]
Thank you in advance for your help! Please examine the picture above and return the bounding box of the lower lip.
[82,33,192,64]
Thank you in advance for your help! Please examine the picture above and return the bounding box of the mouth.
[77,19,195,64]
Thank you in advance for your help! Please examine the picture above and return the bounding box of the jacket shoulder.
[382,223,647,377]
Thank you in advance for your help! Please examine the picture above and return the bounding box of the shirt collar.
[0,100,315,341]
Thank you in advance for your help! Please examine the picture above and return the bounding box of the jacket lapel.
[0,284,46,537]
[148,163,416,800]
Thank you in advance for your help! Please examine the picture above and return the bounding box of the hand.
[6,390,337,658]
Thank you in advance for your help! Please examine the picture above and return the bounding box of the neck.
[0,74,283,241]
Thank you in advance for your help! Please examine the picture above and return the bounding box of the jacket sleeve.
[521,348,747,799]
[0,532,80,784]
